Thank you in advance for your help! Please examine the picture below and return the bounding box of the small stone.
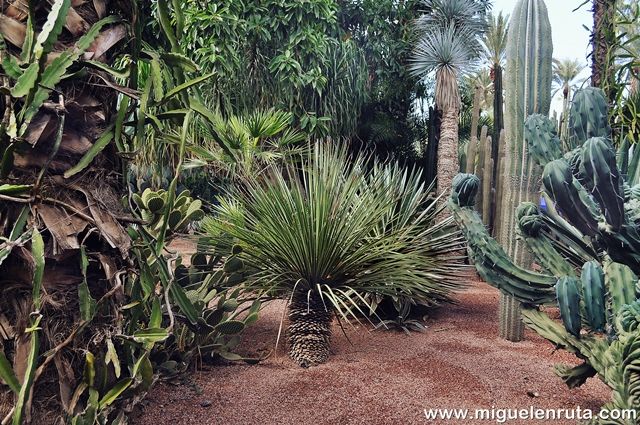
[200,400,212,407]
[526,391,539,398]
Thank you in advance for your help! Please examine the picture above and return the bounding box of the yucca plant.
[410,0,486,198]
[204,144,467,367]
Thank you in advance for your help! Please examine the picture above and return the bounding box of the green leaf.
[82,60,130,79]
[78,247,97,321]
[170,283,199,324]
[98,378,133,409]
[0,184,31,195]
[1,54,22,80]
[158,72,215,105]
[10,62,39,98]
[19,16,119,134]
[31,229,45,310]
[64,128,114,178]
[0,350,20,394]
[158,52,198,72]
[149,298,162,328]
[83,352,95,388]
[132,328,168,344]
[33,0,71,59]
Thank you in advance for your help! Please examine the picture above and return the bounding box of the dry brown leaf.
[0,14,26,47]
[4,0,28,21]
[64,7,90,36]
[92,0,106,18]
[24,113,55,146]
[60,129,93,155]
[84,24,126,60]
[37,204,88,252]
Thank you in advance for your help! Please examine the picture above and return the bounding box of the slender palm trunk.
[288,290,333,367]
[591,0,617,101]
[437,106,460,198]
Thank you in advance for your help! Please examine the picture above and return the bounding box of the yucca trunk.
[437,106,460,199]
[288,290,333,367]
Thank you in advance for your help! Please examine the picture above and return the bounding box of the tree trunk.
[288,290,333,367]
[437,106,460,199]
[425,106,441,187]
[591,0,617,101]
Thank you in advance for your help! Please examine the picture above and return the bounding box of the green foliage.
[207,144,466,316]
[178,0,368,139]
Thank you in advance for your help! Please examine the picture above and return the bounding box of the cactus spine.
[496,0,553,341]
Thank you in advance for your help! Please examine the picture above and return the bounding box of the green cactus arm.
[581,137,626,232]
[542,159,601,236]
[604,259,638,318]
[525,114,563,167]
[521,308,609,378]
[568,87,611,149]
[553,363,597,389]
[516,202,576,276]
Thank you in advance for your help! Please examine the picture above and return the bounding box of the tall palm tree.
[553,58,586,138]
[591,0,618,101]
[481,11,508,233]
[410,0,486,199]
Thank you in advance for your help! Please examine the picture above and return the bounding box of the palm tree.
[480,11,508,233]
[553,58,586,138]
[410,0,486,199]
[591,0,618,101]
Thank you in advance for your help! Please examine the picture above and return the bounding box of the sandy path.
[132,281,610,425]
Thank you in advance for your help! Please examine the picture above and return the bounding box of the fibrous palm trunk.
[437,106,460,201]
[288,290,333,367]
[591,0,617,101]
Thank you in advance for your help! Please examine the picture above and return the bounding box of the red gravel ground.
[132,280,610,425]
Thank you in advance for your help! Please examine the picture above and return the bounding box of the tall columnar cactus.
[450,84,640,422]
[496,0,553,341]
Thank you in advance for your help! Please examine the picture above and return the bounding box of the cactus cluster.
[450,86,640,422]
[132,188,205,236]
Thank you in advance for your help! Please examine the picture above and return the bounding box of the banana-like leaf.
[64,127,114,178]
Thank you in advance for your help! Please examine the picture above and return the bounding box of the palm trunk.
[437,106,460,198]
[490,64,504,236]
[288,290,333,367]
[591,0,617,101]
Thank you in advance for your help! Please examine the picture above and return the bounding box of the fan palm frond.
[552,58,586,97]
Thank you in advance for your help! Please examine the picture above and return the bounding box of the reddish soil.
[133,280,610,425]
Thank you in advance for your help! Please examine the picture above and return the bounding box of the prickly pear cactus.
[132,188,205,237]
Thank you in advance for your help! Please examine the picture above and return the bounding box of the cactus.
[495,0,553,341]
[525,114,563,166]
[497,0,553,266]
[580,137,625,231]
[556,276,582,337]
[568,87,611,149]
[581,261,606,332]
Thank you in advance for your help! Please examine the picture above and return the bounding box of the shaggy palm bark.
[288,290,333,367]
[590,0,617,101]
[437,106,460,199]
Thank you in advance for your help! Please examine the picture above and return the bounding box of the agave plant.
[204,144,467,367]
